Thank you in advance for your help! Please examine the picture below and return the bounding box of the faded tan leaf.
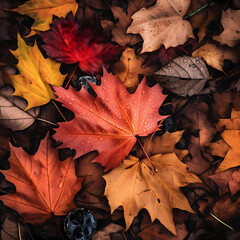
[127,0,194,52]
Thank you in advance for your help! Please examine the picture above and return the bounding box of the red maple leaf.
[53,70,167,171]
[38,13,123,75]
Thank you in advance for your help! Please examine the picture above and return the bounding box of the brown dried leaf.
[213,9,240,47]
[154,56,215,97]
[101,0,155,46]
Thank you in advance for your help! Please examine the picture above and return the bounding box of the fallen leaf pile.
[0,0,240,239]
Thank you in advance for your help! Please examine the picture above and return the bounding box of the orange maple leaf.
[0,133,83,225]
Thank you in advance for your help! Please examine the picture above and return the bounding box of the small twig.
[184,2,214,20]
[137,138,158,172]
[52,100,67,122]
[122,230,128,240]
[209,212,233,230]
[129,228,137,240]
[17,220,22,240]
[65,64,78,89]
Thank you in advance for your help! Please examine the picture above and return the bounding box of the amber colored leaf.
[9,0,78,35]
[137,131,188,160]
[38,13,123,75]
[53,69,167,171]
[127,0,194,52]
[0,133,83,225]
[112,47,157,91]
[192,42,240,72]
[101,0,155,46]
[208,109,240,173]
[9,34,66,110]
[104,153,200,234]
[213,9,240,47]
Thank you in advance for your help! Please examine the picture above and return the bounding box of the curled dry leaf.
[112,47,157,91]
[104,153,200,235]
[0,85,40,131]
[53,69,167,171]
[213,9,240,47]
[127,0,194,52]
[9,34,66,109]
[38,13,123,75]
[192,42,240,72]
[101,0,155,46]
[0,133,84,225]
[9,0,78,36]
[154,56,214,97]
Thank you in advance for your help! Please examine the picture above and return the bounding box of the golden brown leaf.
[9,0,78,36]
[192,42,240,72]
[104,153,200,235]
[112,47,157,91]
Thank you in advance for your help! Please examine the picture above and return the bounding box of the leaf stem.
[184,2,214,20]
[35,117,58,127]
[17,220,22,240]
[145,119,164,151]
[52,216,66,240]
[52,100,67,122]
[209,212,233,230]
[65,64,78,89]
[137,138,158,172]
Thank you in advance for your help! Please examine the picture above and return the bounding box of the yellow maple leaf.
[104,153,200,235]
[10,0,78,35]
[127,0,194,53]
[9,34,66,110]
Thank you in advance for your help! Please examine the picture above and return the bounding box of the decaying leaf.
[154,56,214,97]
[54,69,167,171]
[38,13,123,75]
[9,34,66,109]
[101,0,155,46]
[112,47,157,91]
[0,85,40,131]
[213,8,240,47]
[92,223,124,240]
[0,218,30,240]
[104,153,200,234]
[187,0,222,41]
[9,0,78,35]
[127,0,194,52]
[192,42,240,72]
[0,133,84,225]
